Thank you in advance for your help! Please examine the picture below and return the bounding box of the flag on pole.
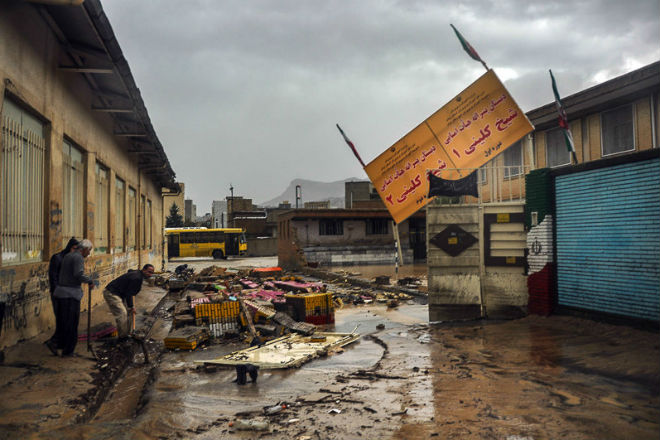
[549,70,578,164]
[450,24,488,71]
[336,124,366,168]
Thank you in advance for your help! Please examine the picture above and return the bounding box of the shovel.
[87,283,96,357]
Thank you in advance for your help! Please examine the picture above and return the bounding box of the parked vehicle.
[165,228,247,259]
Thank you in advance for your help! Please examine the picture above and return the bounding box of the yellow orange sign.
[365,69,533,224]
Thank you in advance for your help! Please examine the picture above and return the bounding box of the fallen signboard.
[195,332,360,369]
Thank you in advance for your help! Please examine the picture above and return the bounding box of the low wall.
[303,245,414,267]
[246,237,277,257]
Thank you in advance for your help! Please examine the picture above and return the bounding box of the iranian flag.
[450,24,488,70]
[550,69,578,164]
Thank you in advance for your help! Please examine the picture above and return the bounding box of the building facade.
[0,0,177,349]
[211,200,227,228]
[427,61,659,322]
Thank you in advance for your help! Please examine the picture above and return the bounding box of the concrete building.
[227,196,253,227]
[427,61,659,323]
[0,1,177,349]
[344,181,385,209]
[211,200,227,228]
[278,208,425,269]
[184,199,196,223]
[303,201,330,209]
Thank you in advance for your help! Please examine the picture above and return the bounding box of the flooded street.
[5,259,658,440]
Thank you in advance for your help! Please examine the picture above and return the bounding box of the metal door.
[555,158,660,321]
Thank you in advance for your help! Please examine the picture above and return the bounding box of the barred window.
[62,139,84,245]
[146,199,152,248]
[1,99,46,265]
[95,163,109,253]
[114,178,125,252]
[140,195,146,249]
[127,187,136,251]
[365,219,388,235]
[319,219,343,236]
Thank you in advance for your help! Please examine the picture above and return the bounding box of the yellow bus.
[165,228,247,259]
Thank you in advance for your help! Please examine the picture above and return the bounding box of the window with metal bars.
[62,139,84,246]
[319,219,343,236]
[127,187,136,250]
[141,195,146,249]
[95,163,109,252]
[114,178,125,252]
[1,98,46,265]
[365,218,388,235]
[146,199,152,248]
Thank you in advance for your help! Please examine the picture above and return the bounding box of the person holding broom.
[103,264,155,341]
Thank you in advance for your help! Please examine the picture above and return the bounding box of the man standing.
[103,264,155,340]
[52,239,94,357]
[45,237,79,355]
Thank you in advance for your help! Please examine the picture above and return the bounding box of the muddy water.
[125,304,428,438]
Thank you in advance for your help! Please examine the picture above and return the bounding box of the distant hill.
[258,178,365,208]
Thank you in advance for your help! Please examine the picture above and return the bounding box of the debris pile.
[164,266,336,351]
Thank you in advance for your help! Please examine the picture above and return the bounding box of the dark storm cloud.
[102,0,660,210]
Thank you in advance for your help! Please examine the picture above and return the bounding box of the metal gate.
[555,157,660,321]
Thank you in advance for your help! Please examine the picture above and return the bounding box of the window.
[478,166,487,184]
[601,105,634,156]
[146,199,152,248]
[319,219,343,236]
[180,232,194,243]
[546,128,571,167]
[140,195,146,249]
[503,141,523,178]
[127,187,136,250]
[114,178,125,252]
[95,163,109,253]
[1,98,46,265]
[366,219,388,235]
[62,139,84,245]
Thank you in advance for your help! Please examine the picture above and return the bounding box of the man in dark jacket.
[52,239,94,357]
[103,264,155,339]
[45,237,79,356]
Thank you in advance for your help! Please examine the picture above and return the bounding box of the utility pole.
[229,184,234,227]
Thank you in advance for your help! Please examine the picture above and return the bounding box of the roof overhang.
[34,0,178,190]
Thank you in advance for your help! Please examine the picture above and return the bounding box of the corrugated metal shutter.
[555,158,660,321]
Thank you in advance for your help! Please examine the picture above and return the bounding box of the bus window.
[181,232,195,243]
[197,231,212,243]
[211,231,225,243]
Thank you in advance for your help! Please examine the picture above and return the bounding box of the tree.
[166,203,184,227]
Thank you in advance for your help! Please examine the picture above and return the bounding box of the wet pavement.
[0,258,658,439]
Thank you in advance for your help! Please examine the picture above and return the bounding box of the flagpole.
[450,24,489,72]
[336,124,366,168]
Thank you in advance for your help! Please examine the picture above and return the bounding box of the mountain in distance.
[258,177,365,208]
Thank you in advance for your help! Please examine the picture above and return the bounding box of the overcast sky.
[102,0,660,211]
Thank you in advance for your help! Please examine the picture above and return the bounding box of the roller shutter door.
[555,158,660,321]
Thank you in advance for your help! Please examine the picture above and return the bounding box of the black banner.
[428,171,479,198]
